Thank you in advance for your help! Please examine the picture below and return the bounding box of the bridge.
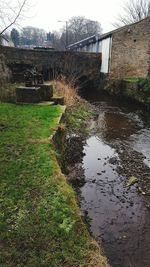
[0,46,101,86]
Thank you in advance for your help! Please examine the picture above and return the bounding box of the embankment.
[103,78,150,109]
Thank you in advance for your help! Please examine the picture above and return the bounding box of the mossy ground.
[124,77,139,83]
[66,101,95,134]
[0,102,108,267]
[124,77,150,105]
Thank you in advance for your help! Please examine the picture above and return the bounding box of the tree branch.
[0,0,27,36]
[114,0,150,27]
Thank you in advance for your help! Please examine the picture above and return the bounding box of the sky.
[20,0,127,34]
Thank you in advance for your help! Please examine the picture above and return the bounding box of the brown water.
[68,91,150,267]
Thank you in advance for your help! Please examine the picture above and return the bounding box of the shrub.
[0,83,17,102]
[52,77,79,106]
[138,77,150,94]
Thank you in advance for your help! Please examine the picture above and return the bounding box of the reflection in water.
[81,136,150,267]
[75,91,150,267]
[96,112,137,140]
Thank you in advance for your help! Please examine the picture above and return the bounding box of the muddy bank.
[63,91,150,267]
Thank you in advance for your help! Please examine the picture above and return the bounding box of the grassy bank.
[52,79,95,134]
[0,101,109,267]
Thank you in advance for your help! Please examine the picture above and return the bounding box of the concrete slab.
[36,101,55,106]
[39,84,53,101]
[16,86,40,103]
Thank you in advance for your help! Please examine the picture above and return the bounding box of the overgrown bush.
[138,77,150,93]
[52,77,79,106]
[138,77,150,103]
[0,83,17,102]
[52,78,95,137]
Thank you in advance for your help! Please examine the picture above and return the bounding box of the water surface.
[70,91,150,267]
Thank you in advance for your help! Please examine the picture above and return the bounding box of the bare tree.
[60,16,102,48]
[114,0,150,27]
[20,26,46,46]
[50,31,64,50]
[0,0,28,36]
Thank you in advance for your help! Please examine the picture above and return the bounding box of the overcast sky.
[21,0,127,33]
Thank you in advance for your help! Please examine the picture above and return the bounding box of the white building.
[67,17,150,78]
[67,33,112,74]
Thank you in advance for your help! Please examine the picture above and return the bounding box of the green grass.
[66,101,95,134]
[0,103,98,267]
[123,77,150,104]
[124,77,139,82]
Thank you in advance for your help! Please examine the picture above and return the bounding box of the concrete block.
[50,96,64,105]
[39,84,53,101]
[16,86,40,103]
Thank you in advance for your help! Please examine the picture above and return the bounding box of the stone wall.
[104,79,150,108]
[109,17,150,79]
[0,54,11,84]
[0,46,101,83]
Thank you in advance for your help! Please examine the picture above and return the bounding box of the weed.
[0,83,22,102]
[52,78,95,134]
[52,77,79,106]
[138,77,150,93]
[124,77,139,82]
[138,77,150,103]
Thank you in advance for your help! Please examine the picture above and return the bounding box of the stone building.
[68,16,150,79]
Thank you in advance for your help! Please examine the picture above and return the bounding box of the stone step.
[39,84,53,100]
[50,96,64,105]
[16,86,40,103]
[36,101,55,106]
[16,84,54,104]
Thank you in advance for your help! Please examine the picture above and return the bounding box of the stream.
[66,91,150,267]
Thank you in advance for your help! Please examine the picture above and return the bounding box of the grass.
[66,102,94,133]
[0,102,108,267]
[124,77,139,82]
[123,77,150,105]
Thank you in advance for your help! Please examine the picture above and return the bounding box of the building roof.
[67,35,100,50]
